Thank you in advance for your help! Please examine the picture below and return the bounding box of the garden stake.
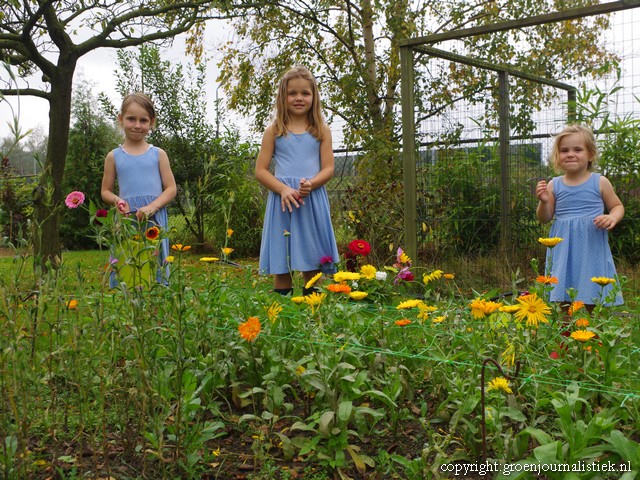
[480,357,520,461]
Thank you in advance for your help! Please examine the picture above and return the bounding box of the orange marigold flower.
[238,316,261,342]
[538,237,563,248]
[591,276,615,286]
[327,283,352,294]
[568,301,585,316]
[394,319,412,326]
[575,317,590,328]
[67,299,78,309]
[536,275,558,285]
[570,329,596,342]
[171,244,191,252]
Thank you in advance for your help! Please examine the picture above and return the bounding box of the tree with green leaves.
[218,0,618,182]
[0,0,236,265]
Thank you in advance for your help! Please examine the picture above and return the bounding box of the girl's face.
[119,101,154,141]
[558,133,591,174]
[285,77,313,118]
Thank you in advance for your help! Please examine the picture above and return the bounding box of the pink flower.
[320,256,334,264]
[394,266,414,284]
[65,191,85,209]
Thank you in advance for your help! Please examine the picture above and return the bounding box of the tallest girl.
[256,66,340,295]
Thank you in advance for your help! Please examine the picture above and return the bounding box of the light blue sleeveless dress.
[259,132,339,275]
[111,145,170,286]
[547,173,622,305]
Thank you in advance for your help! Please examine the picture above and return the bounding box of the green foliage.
[60,80,120,250]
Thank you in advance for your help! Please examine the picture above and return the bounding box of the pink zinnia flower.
[65,191,85,208]
[320,256,334,264]
[394,267,414,284]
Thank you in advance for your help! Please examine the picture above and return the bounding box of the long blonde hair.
[550,124,598,173]
[271,66,325,141]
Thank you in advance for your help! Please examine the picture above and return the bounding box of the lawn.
[1,245,639,480]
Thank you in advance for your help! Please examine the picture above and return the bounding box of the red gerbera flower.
[145,226,160,240]
[348,239,371,256]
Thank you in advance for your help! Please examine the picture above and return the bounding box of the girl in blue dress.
[536,124,624,307]
[101,93,177,286]
[256,66,340,295]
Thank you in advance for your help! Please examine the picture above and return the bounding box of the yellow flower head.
[265,301,283,324]
[304,292,327,309]
[431,315,446,324]
[291,296,306,304]
[227,228,234,237]
[487,377,513,395]
[333,271,361,283]
[538,237,564,248]
[514,293,551,328]
[571,329,596,342]
[67,299,78,310]
[501,343,516,368]
[222,247,234,256]
[359,264,377,280]
[423,270,443,284]
[399,252,411,264]
[444,273,455,280]
[575,317,590,328]
[397,299,425,310]
[305,272,323,290]
[171,244,191,252]
[591,276,615,286]
[165,255,175,263]
[499,305,521,314]
[469,298,502,319]
[238,316,261,342]
[295,365,306,376]
[348,291,368,301]
[200,257,220,263]
[395,318,412,326]
[568,301,585,316]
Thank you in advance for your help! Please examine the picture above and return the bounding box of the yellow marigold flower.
[238,316,261,342]
[67,299,78,310]
[397,299,424,310]
[304,292,326,313]
[359,264,377,280]
[487,377,513,394]
[295,365,306,376]
[291,296,305,304]
[171,244,191,252]
[568,301,585,316]
[305,272,323,289]
[327,283,351,294]
[165,255,175,263]
[222,247,234,256]
[200,257,219,262]
[469,298,502,318]
[348,291,368,301]
[536,275,558,285]
[575,317,590,328]
[265,302,282,324]
[423,270,443,284]
[591,276,615,286]
[538,237,563,248]
[571,329,596,342]
[431,315,446,324]
[399,252,411,264]
[394,318,412,326]
[499,305,521,314]
[227,228,234,237]
[333,271,361,283]
[444,273,455,280]
[514,293,551,328]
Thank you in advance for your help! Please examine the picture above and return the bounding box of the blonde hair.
[119,92,156,122]
[550,124,598,173]
[272,66,325,141]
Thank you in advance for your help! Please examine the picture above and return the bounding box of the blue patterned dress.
[259,132,339,275]
[546,173,622,305]
[110,145,170,286]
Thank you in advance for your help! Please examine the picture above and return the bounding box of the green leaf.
[338,401,353,422]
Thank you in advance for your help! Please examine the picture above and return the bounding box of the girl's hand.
[536,180,550,203]
[136,204,158,221]
[280,186,304,212]
[594,214,618,231]
[116,200,129,214]
[299,178,312,197]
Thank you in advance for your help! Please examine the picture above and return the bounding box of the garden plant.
[0,192,638,480]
